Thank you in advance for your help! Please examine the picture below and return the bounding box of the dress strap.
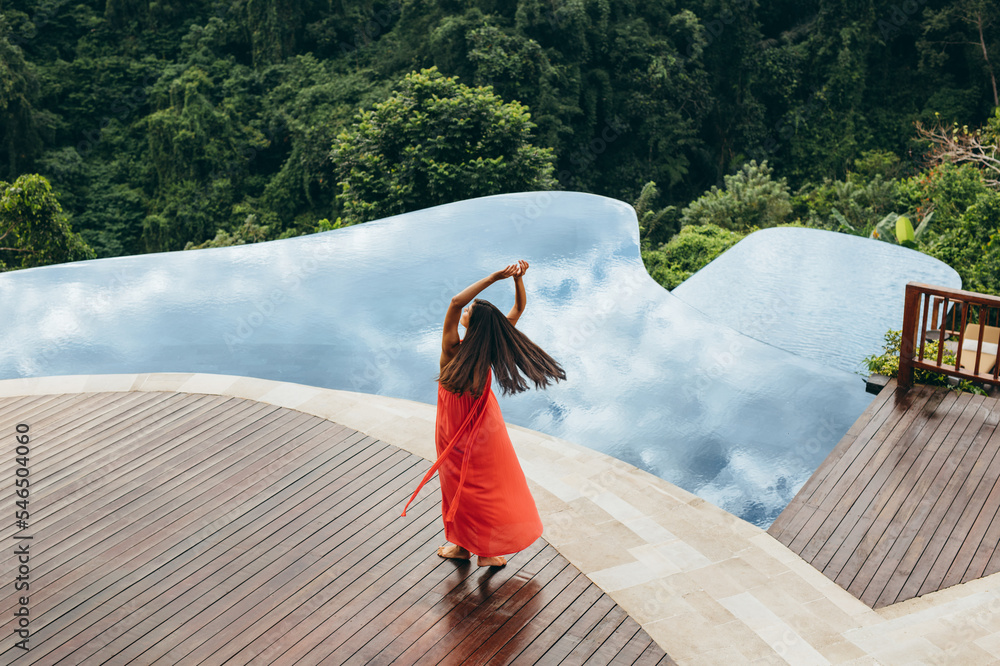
[401,369,492,517]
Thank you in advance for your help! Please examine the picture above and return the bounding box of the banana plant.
[871,211,934,248]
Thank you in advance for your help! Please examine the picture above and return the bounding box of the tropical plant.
[792,175,903,236]
[641,224,744,290]
[680,161,791,231]
[0,20,54,180]
[870,211,934,248]
[635,181,680,249]
[0,174,95,270]
[331,67,557,225]
[863,329,986,394]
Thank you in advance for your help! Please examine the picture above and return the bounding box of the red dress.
[402,367,543,557]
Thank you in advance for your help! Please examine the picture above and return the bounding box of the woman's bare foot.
[477,555,507,567]
[437,544,471,560]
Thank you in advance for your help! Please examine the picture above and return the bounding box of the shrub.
[641,224,744,290]
[791,175,903,235]
[680,160,791,231]
[863,329,986,395]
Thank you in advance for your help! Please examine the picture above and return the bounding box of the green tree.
[231,0,305,67]
[681,160,791,230]
[919,0,1000,108]
[634,181,680,249]
[0,174,95,270]
[791,174,902,235]
[331,67,557,224]
[899,162,990,241]
[140,66,269,250]
[0,19,54,180]
[259,57,389,232]
[926,190,1000,295]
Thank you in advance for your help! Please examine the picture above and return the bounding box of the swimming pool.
[0,192,958,526]
[672,226,961,374]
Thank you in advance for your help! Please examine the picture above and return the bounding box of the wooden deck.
[769,379,1000,609]
[0,391,675,665]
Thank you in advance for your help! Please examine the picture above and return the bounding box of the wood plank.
[0,392,163,479]
[18,418,360,640]
[341,553,489,665]
[35,395,268,517]
[961,473,1000,583]
[60,427,379,665]
[425,546,569,663]
[0,393,72,425]
[7,393,217,497]
[608,631,658,665]
[20,418,361,666]
[546,595,623,664]
[218,471,445,666]
[818,389,955,579]
[642,647,680,665]
[937,422,1000,591]
[368,541,554,665]
[782,378,897,509]
[313,518,493,664]
[771,380,1000,609]
[791,386,938,561]
[917,419,1000,596]
[478,571,592,665]
[866,393,988,607]
[828,389,962,590]
[0,395,253,606]
[402,548,577,666]
[0,398,293,586]
[783,384,930,555]
[394,544,564,665]
[801,382,922,512]
[769,382,900,543]
[0,391,673,665]
[36,393,233,493]
[79,439,414,665]
[900,408,995,599]
[895,407,999,601]
[152,466,443,666]
[500,570,604,666]
[581,616,644,666]
[570,605,635,664]
[166,442,437,664]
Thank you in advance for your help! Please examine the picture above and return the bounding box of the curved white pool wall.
[2,192,947,526]
[672,226,962,373]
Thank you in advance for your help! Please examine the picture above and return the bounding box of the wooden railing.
[899,282,1000,390]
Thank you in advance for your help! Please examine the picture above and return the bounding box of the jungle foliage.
[331,67,556,225]
[0,174,94,270]
[0,0,997,285]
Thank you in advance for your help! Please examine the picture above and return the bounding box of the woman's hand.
[513,259,529,280]
[490,263,521,282]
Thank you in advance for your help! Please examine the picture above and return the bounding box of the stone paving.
[3,372,1000,664]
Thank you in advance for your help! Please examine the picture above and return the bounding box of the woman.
[402,260,566,567]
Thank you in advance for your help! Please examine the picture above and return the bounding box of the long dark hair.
[437,299,566,397]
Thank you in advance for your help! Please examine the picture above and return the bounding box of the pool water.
[0,193,959,526]
[672,226,961,374]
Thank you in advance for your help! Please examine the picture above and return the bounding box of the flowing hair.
[437,299,566,397]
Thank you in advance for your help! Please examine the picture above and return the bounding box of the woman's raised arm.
[440,263,520,368]
[507,260,528,327]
